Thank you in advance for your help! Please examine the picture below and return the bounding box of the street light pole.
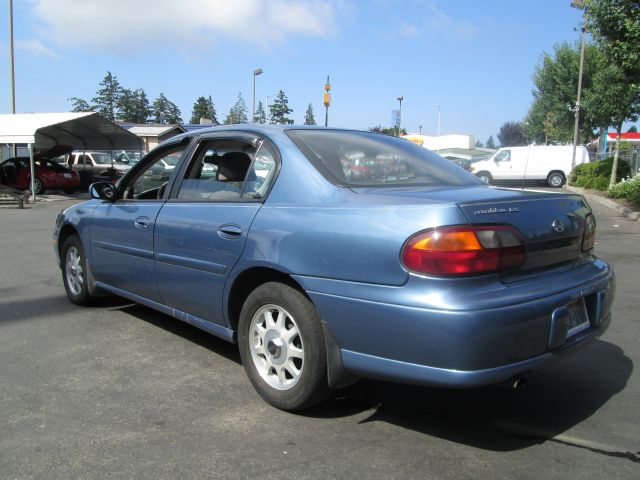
[252,68,263,122]
[9,0,17,158]
[324,76,331,127]
[419,125,423,134]
[570,0,586,169]
[396,96,403,136]
[436,104,441,137]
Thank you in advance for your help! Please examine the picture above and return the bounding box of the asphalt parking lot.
[1,191,639,479]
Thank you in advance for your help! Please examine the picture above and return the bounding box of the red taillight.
[582,213,596,251]
[401,225,526,276]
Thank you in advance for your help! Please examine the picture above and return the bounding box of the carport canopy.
[0,112,144,200]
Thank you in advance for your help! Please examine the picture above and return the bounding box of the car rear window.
[287,129,477,188]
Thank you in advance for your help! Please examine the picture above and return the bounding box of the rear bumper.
[295,262,615,388]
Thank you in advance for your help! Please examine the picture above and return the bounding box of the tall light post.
[419,125,423,134]
[570,0,586,169]
[396,96,403,136]
[436,104,441,137]
[252,68,263,122]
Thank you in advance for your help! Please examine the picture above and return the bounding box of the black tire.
[547,171,565,188]
[477,171,492,184]
[32,177,45,194]
[61,235,97,306]
[238,282,332,411]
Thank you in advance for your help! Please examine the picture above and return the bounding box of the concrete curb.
[565,185,639,221]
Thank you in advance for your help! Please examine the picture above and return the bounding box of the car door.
[88,139,191,302]
[153,133,279,325]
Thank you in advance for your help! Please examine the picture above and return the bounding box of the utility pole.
[324,76,331,127]
[396,96,403,136]
[9,0,17,157]
[571,0,586,169]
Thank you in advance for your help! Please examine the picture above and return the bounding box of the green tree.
[585,0,640,78]
[269,90,294,125]
[118,88,151,123]
[583,64,640,187]
[524,42,601,145]
[68,97,92,112]
[498,121,526,147]
[486,136,496,149]
[254,101,267,124]
[191,95,218,124]
[92,71,122,121]
[474,139,484,148]
[584,0,640,186]
[224,93,248,124]
[304,103,316,125]
[628,126,638,133]
[152,92,182,124]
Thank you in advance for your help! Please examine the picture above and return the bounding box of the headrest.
[217,152,251,181]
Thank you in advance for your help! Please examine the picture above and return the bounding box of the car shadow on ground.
[311,339,634,455]
[102,300,633,455]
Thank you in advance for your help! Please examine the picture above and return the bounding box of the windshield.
[287,130,478,188]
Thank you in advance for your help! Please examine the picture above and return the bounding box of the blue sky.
[0,0,586,144]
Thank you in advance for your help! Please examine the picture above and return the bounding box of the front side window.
[287,129,475,187]
[121,144,186,200]
[494,150,511,162]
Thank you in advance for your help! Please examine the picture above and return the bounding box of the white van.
[472,145,589,188]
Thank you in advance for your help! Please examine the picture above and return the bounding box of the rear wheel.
[477,172,492,185]
[238,282,332,411]
[547,171,565,188]
[61,235,97,306]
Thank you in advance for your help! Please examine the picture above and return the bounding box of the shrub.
[570,158,631,191]
[609,175,640,207]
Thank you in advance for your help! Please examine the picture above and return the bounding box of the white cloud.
[426,3,477,39]
[399,22,420,38]
[30,0,337,54]
[16,38,59,58]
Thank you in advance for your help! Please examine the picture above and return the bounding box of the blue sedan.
[54,126,615,411]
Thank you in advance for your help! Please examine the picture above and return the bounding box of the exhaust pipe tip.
[512,377,526,389]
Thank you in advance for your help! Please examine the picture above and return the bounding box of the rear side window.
[287,129,476,187]
[176,137,279,202]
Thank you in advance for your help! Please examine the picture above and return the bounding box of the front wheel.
[61,235,97,306]
[477,172,492,185]
[32,177,45,194]
[238,282,332,411]
[547,171,565,188]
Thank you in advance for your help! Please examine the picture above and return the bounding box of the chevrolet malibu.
[54,126,615,411]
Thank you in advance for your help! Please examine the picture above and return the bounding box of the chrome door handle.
[218,224,242,239]
[134,216,151,230]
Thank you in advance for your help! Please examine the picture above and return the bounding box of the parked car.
[1,156,80,194]
[67,151,129,187]
[54,126,615,411]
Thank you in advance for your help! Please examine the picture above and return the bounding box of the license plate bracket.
[566,298,590,337]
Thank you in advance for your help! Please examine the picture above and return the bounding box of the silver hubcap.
[550,175,561,186]
[249,304,304,390]
[65,246,83,296]
[33,178,42,193]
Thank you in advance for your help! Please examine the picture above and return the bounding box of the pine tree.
[304,103,316,125]
[152,93,182,124]
[486,136,496,149]
[118,88,151,123]
[191,95,218,124]
[254,101,267,124]
[224,93,248,124]
[92,71,122,120]
[269,90,294,125]
[68,97,92,112]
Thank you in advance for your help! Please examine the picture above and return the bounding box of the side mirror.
[89,182,116,201]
